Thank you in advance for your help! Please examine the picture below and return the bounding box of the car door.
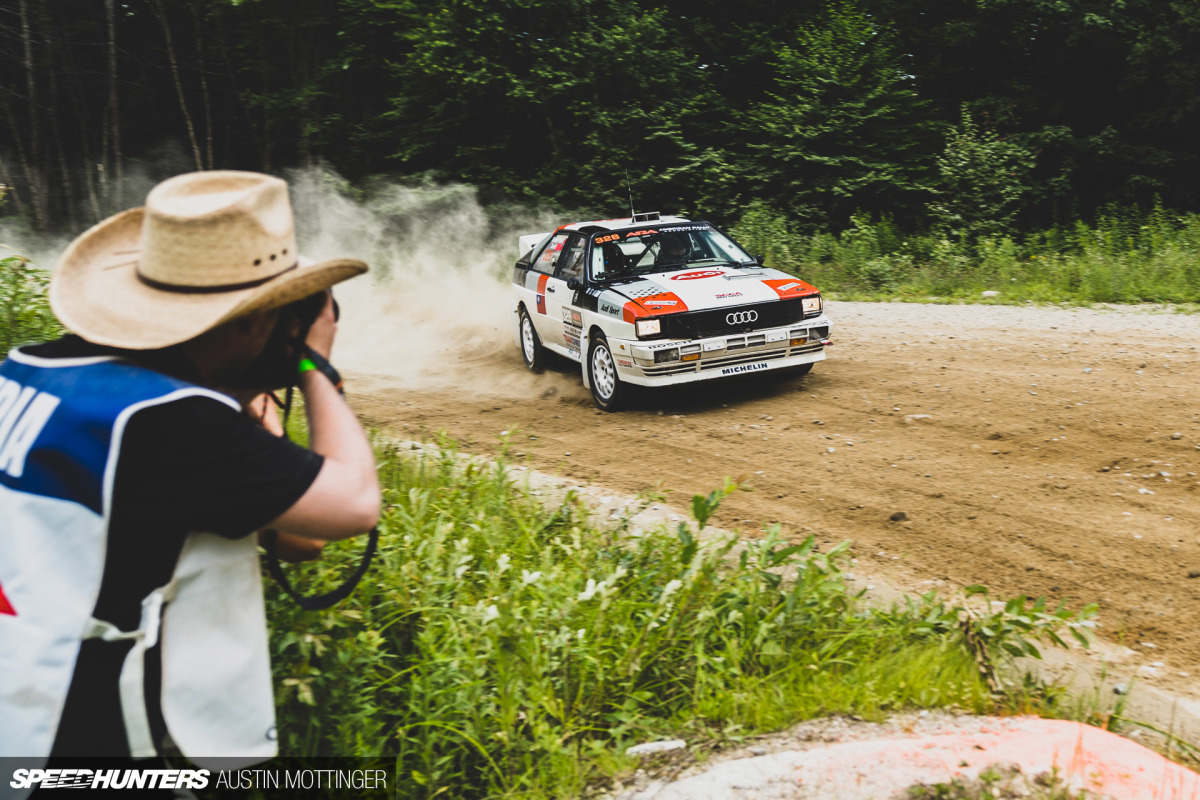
[525,232,569,346]
[547,235,587,361]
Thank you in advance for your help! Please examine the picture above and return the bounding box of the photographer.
[0,172,379,767]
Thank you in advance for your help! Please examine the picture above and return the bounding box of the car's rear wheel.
[519,307,545,372]
[587,333,626,411]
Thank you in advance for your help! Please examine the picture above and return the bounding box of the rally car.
[511,212,831,410]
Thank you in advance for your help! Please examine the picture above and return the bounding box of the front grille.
[658,297,814,339]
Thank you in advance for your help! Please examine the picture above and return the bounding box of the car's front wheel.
[587,333,626,411]
[519,307,545,372]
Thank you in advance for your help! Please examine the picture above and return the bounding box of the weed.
[0,255,62,351]
[266,443,1092,799]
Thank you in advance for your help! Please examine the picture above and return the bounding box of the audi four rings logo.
[726,310,758,325]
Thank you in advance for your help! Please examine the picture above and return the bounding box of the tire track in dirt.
[349,301,1200,691]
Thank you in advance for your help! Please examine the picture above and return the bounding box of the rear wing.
[518,232,552,260]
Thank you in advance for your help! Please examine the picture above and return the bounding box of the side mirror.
[566,276,583,290]
[753,254,765,266]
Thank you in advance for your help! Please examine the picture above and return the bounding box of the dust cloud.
[285,168,587,400]
[3,159,589,400]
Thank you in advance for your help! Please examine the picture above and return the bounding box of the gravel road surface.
[350,300,1200,693]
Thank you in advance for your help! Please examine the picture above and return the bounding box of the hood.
[609,266,817,315]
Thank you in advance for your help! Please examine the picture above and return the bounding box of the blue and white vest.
[0,347,278,767]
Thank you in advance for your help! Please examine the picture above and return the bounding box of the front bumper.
[610,316,832,387]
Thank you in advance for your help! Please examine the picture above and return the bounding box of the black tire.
[518,307,545,372]
[586,333,626,411]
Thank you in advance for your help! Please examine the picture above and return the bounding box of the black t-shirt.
[22,337,324,757]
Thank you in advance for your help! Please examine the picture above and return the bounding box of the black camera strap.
[262,343,378,611]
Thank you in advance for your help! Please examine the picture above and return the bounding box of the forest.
[3,0,1200,242]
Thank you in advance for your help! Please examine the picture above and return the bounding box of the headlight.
[635,318,661,338]
[802,295,822,314]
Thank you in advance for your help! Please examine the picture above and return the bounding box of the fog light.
[681,353,700,362]
[790,337,807,346]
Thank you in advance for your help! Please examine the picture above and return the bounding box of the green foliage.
[929,109,1037,242]
[741,2,937,230]
[0,256,63,352]
[905,764,1094,800]
[266,443,1088,798]
[733,200,1200,304]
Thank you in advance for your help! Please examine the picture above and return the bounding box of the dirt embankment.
[349,300,1200,693]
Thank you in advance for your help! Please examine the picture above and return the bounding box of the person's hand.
[242,392,284,436]
[305,291,337,361]
[257,529,326,562]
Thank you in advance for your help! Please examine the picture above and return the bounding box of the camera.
[223,290,337,390]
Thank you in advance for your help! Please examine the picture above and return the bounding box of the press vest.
[0,348,278,768]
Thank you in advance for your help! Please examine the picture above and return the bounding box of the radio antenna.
[625,169,635,219]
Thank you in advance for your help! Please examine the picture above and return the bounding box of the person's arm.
[265,294,380,540]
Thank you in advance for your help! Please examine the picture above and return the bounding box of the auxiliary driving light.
[635,318,661,338]
[654,348,680,363]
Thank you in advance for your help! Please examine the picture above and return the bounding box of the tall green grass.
[732,203,1200,304]
[266,443,1093,799]
[1,255,62,352]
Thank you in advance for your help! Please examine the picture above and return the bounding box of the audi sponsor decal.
[720,362,772,376]
[725,310,759,325]
[670,269,725,281]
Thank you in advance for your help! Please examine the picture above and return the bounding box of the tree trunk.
[106,0,123,209]
[192,3,214,169]
[0,153,28,220]
[18,0,47,230]
[155,0,203,172]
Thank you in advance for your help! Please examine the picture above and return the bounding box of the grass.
[264,440,1096,799]
[731,203,1200,306]
[0,254,62,352]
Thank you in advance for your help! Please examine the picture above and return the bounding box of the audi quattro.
[511,212,832,410]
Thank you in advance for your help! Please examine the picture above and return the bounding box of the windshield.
[589,224,754,281]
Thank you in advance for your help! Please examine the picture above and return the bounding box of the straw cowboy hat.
[50,170,367,350]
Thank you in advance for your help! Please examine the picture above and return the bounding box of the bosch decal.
[720,362,772,376]
[725,310,759,325]
[670,270,724,281]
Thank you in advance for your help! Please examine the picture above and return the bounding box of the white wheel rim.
[591,343,616,400]
[522,316,536,363]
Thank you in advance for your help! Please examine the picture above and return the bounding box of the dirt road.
[350,300,1200,684]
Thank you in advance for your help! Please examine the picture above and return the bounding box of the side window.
[590,244,606,280]
[534,233,570,274]
[556,236,586,281]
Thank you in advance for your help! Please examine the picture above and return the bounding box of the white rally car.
[511,213,832,410]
